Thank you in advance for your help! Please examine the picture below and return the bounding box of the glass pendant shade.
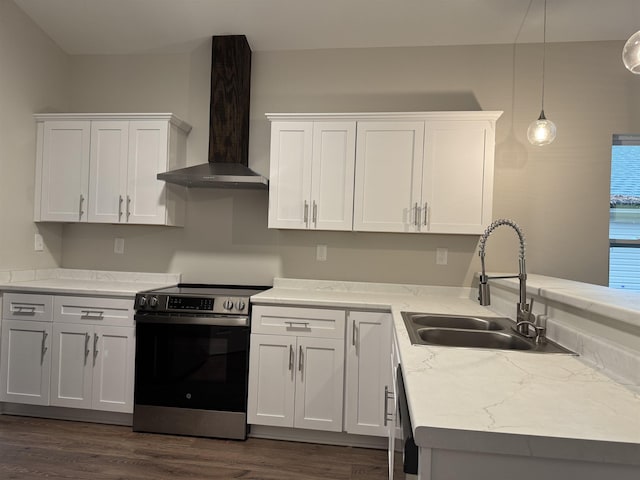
[623,30,640,74]
[527,110,556,146]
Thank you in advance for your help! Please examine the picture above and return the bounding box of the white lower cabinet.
[248,304,393,440]
[248,305,346,432]
[0,292,135,414]
[0,319,52,405]
[344,310,392,436]
[248,333,344,432]
[50,323,135,413]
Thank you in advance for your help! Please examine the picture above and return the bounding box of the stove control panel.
[135,293,251,315]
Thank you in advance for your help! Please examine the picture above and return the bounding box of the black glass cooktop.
[143,284,270,298]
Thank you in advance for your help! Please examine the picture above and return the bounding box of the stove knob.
[236,300,246,311]
[223,299,234,310]
[138,296,148,308]
[149,296,159,308]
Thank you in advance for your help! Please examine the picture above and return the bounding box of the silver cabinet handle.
[288,344,294,371]
[79,194,85,220]
[413,202,419,227]
[352,319,357,347]
[383,385,395,426]
[126,196,131,221]
[14,305,36,315]
[298,345,303,373]
[84,333,90,365]
[303,201,309,226]
[41,331,48,365]
[81,310,104,320]
[423,202,428,226]
[118,195,124,221]
[312,201,317,226]
[93,333,99,365]
[285,321,310,329]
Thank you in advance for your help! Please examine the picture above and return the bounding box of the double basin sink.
[401,312,575,354]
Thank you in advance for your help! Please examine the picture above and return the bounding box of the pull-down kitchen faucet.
[477,219,545,342]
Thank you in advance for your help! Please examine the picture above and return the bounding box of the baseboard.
[249,424,388,449]
[1,402,132,426]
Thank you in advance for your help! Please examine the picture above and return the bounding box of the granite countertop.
[252,277,640,466]
[0,268,181,296]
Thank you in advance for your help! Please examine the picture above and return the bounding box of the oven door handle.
[134,315,249,327]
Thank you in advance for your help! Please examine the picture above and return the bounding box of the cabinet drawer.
[2,293,53,322]
[251,305,345,338]
[53,296,134,327]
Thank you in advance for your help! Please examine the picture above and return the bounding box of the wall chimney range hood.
[157,35,268,189]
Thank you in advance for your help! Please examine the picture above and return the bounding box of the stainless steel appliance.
[133,284,268,440]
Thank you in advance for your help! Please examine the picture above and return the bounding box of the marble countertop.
[0,268,181,296]
[252,277,640,466]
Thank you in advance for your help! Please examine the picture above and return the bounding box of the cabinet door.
[88,121,129,223]
[50,323,93,409]
[126,120,169,225]
[294,336,344,432]
[422,120,494,234]
[91,326,135,413]
[353,121,424,232]
[247,334,296,427]
[39,121,90,222]
[0,320,51,405]
[311,122,356,231]
[268,121,313,229]
[344,311,392,436]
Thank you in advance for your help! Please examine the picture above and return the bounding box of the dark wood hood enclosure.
[209,35,251,165]
[156,34,267,188]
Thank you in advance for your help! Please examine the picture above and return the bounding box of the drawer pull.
[14,305,37,315]
[285,321,310,329]
[81,310,104,320]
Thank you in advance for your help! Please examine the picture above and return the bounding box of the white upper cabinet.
[267,116,356,231]
[353,121,425,232]
[34,113,191,226]
[422,119,497,234]
[38,121,91,222]
[267,112,502,235]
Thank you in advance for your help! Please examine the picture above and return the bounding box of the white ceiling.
[13,0,640,55]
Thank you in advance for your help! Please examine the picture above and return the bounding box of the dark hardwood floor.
[0,415,387,479]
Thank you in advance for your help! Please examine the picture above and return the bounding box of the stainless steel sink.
[418,328,533,350]
[408,314,503,331]
[401,312,575,354]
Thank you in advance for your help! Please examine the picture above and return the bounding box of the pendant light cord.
[541,0,547,112]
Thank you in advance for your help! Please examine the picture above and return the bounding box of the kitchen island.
[252,276,640,480]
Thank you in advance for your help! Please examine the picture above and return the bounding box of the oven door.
[134,314,250,412]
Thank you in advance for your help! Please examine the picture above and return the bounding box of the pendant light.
[527,0,556,146]
[622,30,640,74]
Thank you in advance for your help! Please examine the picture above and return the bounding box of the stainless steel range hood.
[158,35,268,189]
[157,163,268,189]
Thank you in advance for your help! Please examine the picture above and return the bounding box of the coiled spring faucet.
[478,219,542,340]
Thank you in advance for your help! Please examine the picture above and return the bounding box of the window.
[609,135,640,290]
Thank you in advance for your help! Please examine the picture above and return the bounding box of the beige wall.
[0,0,67,270]
[58,39,639,287]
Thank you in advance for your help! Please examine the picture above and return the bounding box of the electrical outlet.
[316,244,327,261]
[114,238,125,254]
[34,233,44,251]
[436,247,448,265]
